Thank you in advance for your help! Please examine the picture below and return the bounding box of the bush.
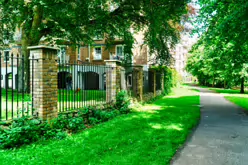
[0,117,41,148]
[151,66,181,95]
[50,115,85,133]
[115,90,131,114]
[0,92,131,149]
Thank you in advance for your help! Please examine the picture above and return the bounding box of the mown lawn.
[0,86,200,165]
[225,96,248,111]
[201,86,248,111]
[211,88,248,94]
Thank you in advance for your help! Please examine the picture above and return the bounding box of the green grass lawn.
[211,88,248,94]
[0,86,200,165]
[225,96,248,111]
[199,86,248,111]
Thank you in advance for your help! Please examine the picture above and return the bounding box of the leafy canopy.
[186,0,248,90]
[0,0,190,64]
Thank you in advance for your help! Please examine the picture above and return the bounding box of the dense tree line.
[186,0,248,93]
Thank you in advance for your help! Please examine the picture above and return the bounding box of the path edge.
[170,93,202,164]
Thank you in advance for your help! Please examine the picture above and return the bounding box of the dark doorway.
[85,72,99,90]
[58,72,70,89]
[103,73,106,90]
[148,71,154,92]
[5,73,12,89]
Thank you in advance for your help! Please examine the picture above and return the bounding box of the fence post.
[161,72,164,93]
[105,60,121,103]
[132,65,143,101]
[28,46,58,120]
[154,70,156,97]
[149,68,156,97]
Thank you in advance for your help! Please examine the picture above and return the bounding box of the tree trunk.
[18,33,30,93]
[240,77,245,94]
[18,5,43,93]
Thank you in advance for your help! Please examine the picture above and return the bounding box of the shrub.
[0,117,41,148]
[115,90,131,114]
[0,92,131,149]
[50,115,85,133]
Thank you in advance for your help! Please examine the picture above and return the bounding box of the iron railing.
[58,61,111,112]
[0,52,34,121]
[143,71,149,94]
[156,71,162,90]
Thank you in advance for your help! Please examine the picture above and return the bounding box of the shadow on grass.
[0,95,200,165]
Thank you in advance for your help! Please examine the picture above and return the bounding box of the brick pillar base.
[105,60,121,103]
[28,46,58,120]
[149,68,156,97]
[132,65,143,101]
[161,72,165,93]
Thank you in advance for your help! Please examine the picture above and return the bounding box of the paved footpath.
[172,88,248,165]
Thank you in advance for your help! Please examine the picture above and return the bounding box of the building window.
[116,45,124,57]
[77,46,81,60]
[94,47,102,60]
[4,51,10,62]
[58,46,66,63]
[127,74,132,86]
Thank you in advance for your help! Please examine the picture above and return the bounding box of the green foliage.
[0,94,131,149]
[115,90,131,114]
[0,0,190,65]
[50,115,85,133]
[188,0,248,92]
[0,117,40,148]
[152,66,182,95]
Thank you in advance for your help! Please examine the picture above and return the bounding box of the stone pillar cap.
[104,60,122,63]
[28,45,59,50]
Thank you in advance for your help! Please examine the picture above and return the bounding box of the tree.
[187,0,248,93]
[0,0,190,91]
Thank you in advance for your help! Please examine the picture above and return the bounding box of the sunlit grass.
[225,96,248,111]
[0,86,200,165]
[200,86,248,111]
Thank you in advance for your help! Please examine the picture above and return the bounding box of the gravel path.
[172,87,248,165]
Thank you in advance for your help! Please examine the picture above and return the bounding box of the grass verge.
[225,96,248,111]
[0,86,200,165]
[199,86,248,111]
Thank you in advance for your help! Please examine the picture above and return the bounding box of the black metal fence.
[0,48,165,121]
[143,71,149,94]
[156,71,162,90]
[58,61,111,112]
[0,51,34,121]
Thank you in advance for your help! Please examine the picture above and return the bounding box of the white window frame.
[58,46,66,64]
[3,50,10,63]
[94,46,102,60]
[116,45,124,57]
[77,46,81,60]
[127,74,132,87]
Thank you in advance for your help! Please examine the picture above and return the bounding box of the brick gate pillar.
[132,65,143,101]
[105,60,121,103]
[149,68,156,97]
[161,72,165,93]
[28,46,58,120]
